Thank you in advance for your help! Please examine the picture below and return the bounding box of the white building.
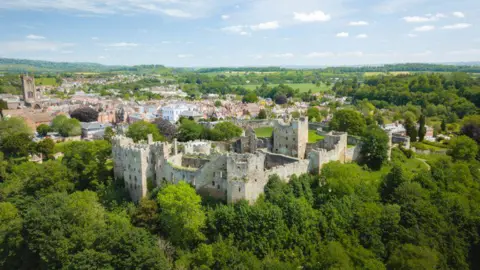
[161,103,198,123]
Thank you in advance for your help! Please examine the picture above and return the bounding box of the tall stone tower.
[21,75,36,103]
[272,117,309,159]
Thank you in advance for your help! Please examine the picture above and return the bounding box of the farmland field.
[35,77,58,86]
[364,71,411,76]
[243,83,331,93]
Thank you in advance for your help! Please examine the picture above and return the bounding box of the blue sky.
[0,0,479,67]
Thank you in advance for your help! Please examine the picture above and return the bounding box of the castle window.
[238,187,241,192]
[212,181,215,186]
[217,185,220,190]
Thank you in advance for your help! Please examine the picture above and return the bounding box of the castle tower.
[272,117,308,159]
[21,75,36,103]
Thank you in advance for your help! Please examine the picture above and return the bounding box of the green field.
[36,77,58,86]
[364,71,411,76]
[242,83,331,93]
[308,130,325,143]
[254,127,273,138]
[254,127,325,143]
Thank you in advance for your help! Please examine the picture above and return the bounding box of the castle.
[112,117,366,203]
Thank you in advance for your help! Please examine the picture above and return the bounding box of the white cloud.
[240,31,250,36]
[448,49,480,55]
[349,21,368,26]
[161,9,191,18]
[408,33,417,38]
[222,21,279,34]
[442,23,471,29]
[453,11,465,18]
[403,13,445,23]
[250,21,279,30]
[60,50,74,54]
[414,25,435,32]
[306,52,334,58]
[107,42,139,47]
[337,51,363,57]
[161,41,171,44]
[293,10,331,22]
[271,53,294,58]
[91,37,99,40]
[0,40,74,53]
[221,14,230,20]
[177,54,193,58]
[0,0,210,18]
[98,56,107,59]
[221,25,244,33]
[26,34,46,40]
[356,34,368,39]
[412,50,432,56]
[336,32,349,37]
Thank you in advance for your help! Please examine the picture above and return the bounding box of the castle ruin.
[112,118,372,203]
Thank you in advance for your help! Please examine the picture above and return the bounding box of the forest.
[1,109,480,269]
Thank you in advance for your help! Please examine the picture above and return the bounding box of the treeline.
[195,67,287,73]
[334,72,479,120]
[325,63,480,73]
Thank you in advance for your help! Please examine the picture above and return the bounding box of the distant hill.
[1,58,480,74]
[0,58,171,75]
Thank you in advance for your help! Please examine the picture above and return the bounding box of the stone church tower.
[21,75,42,104]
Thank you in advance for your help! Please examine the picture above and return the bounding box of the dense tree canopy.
[51,115,81,137]
[329,109,366,135]
[70,107,99,122]
[361,125,390,170]
[126,120,164,142]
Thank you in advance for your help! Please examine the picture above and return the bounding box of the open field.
[243,83,331,93]
[364,71,411,76]
[36,77,58,86]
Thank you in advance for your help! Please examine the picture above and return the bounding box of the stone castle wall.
[272,117,309,159]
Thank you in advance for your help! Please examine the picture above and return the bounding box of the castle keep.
[113,117,358,203]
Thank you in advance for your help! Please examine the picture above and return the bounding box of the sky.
[0,0,479,67]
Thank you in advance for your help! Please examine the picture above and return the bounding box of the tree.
[418,115,426,142]
[70,107,99,122]
[242,92,258,103]
[441,119,447,132]
[51,115,81,137]
[36,138,55,160]
[157,182,206,248]
[0,99,8,120]
[404,115,418,142]
[62,140,112,190]
[257,109,267,119]
[275,94,287,105]
[126,120,164,143]
[329,109,366,136]
[0,132,33,158]
[387,244,439,270]
[214,100,222,107]
[0,202,23,269]
[307,107,321,122]
[361,125,390,170]
[0,117,32,139]
[380,164,408,202]
[154,118,177,140]
[177,119,205,142]
[460,115,480,144]
[209,122,242,141]
[36,124,51,136]
[103,126,115,142]
[447,135,478,161]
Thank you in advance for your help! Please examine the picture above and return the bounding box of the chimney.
[147,134,153,145]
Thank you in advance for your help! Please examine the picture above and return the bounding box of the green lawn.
[36,77,58,86]
[308,130,325,143]
[254,127,273,138]
[242,83,331,93]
